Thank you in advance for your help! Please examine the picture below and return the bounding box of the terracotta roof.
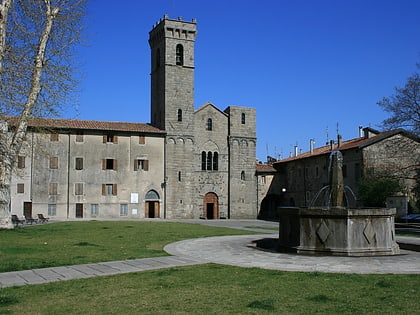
[274,129,418,165]
[4,117,165,134]
[256,163,276,173]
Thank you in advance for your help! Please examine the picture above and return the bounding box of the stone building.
[7,15,258,220]
[272,127,420,216]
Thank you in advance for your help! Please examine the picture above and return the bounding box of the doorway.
[145,190,160,218]
[76,203,83,218]
[23,202,32,218]
[203,192,218,219]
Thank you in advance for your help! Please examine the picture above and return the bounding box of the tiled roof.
[4,117,165,134]
[256,163,276,173]
[275,129,417,165]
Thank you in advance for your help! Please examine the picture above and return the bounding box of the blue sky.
[74,0,420,161]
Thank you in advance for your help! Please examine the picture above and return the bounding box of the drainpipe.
[67,132,70,219]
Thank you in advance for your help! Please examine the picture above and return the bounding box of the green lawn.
[1,221,419,314]
[0,221,254,273]
[1,264,418,314]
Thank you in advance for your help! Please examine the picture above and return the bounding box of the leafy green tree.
[358,177,402,207]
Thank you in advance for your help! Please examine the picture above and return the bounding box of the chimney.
[337,134,342,147]
[294,145,298,157]
[330,140,334,150]
[359,125,363,138]
[310,139,315,154]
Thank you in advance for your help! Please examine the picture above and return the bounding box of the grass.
[0,264,418,314]
[0,221,254,273]
[1,221,419,314]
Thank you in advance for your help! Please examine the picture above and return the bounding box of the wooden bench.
[37,213,50,223]
[25,215,37,225]
[11,214,25,226]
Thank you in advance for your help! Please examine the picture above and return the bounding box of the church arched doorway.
[145,190,160,218]
[203,192,218,219]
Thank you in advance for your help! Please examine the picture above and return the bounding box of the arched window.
[176,44,184,65]
[213,152,218,170]
[207,152,213,170]
[241,113,246,124]
[207,118,212,131]
[201,151,206,170]
[177,109,182,122]
[178,171,182,182]
[241,171,245,181]
[145,190,160,200]
[156,48,161,68]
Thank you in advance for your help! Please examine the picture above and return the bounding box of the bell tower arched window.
[201,151,219,171]
[241,113,246,124]
[207,152,213,170]
[201,151,206,170]
[213,152,218,170]
[176,44,184,66]
[156,48,161,69]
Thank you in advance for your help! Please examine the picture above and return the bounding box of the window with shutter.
[49,157,58,169]
[18,156,25,169]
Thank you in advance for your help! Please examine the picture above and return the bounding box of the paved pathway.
[1,220,419,288]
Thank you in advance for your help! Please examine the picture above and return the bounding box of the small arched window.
[176,44,184,65]
[241,113,246,124]
[177,109,182,122]
[241,171,245,181]
[178,171,182,182]
[201,151,206,170]
[207,152,213,170]
[156,48,161,69]
[213,152,218,171]
[207,118,212,131]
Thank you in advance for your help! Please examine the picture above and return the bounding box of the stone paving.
[1,220,419,288]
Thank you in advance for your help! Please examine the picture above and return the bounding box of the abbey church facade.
[8,16,258,220]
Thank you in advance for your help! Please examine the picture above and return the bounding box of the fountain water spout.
[329,151,345,208]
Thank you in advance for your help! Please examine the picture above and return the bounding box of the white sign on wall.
[132,208,138,215]
[131,193,138,203]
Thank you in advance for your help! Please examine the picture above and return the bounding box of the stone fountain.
[279,151,400,256]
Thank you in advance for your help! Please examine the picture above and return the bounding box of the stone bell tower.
[149,15,197,133]
[149,15,197,218]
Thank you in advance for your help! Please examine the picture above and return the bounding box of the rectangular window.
[102,184,117,196]
[18,156,25,169]
[50,133,59,141]
[76,132,84,142]
[342,164,347,178]
[103,159,117,170]
[103,134,118,144]
[91,204,99,217]
[48,204,56,216]
[354,163,360,180]
[17,183,24,194]
[49,183,58,195]
[49,156,58,169]
[134,159,149,171]
[75,183,83,195]
[139,135,145,144]
[120,204,128,216]
[75,157,83,170]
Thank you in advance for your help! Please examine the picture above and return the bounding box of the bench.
[25,215,37,225]
[11,214,25,226]
[37,213,50,223]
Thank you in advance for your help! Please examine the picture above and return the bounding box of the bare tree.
[0,0,86,229]
[378,63,420,136]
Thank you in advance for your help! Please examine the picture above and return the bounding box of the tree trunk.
[0,0,59,229]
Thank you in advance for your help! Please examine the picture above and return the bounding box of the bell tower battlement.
[149,15,197,133]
